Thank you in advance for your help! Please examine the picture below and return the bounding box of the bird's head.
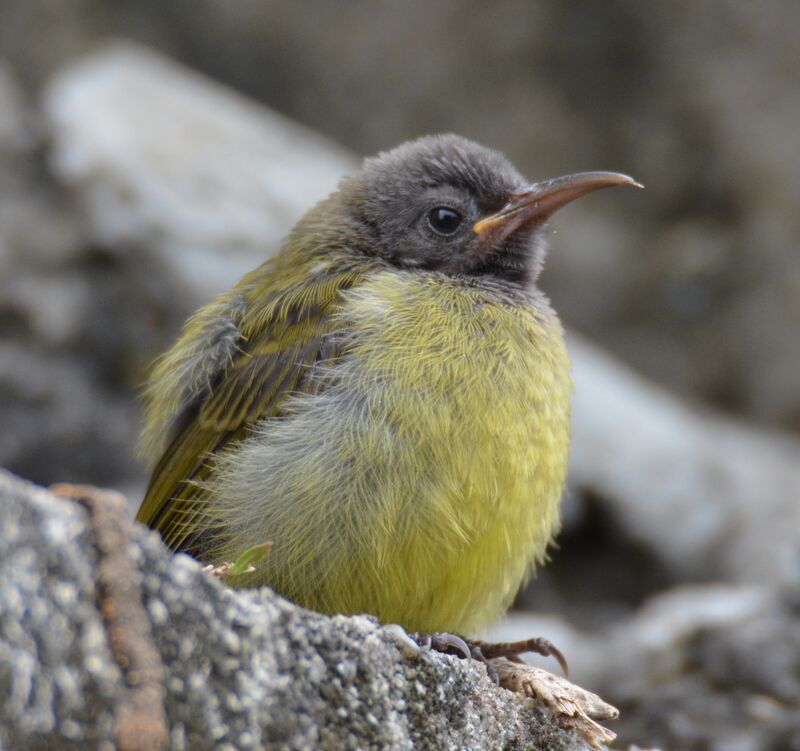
[335,134,640,289]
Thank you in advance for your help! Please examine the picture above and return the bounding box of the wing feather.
[136,262,362,552]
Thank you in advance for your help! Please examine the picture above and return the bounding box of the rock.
[604,585,800,750]
[0,469,605,751]
[568,334,800,588]
[44,43,355,303]
[0,61,143,489]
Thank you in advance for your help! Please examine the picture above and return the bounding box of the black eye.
[426,206,463,236]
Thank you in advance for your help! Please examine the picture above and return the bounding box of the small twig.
[494,659,618,749]
[51,483,169,751]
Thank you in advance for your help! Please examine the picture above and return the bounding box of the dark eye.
[426,206,463,236]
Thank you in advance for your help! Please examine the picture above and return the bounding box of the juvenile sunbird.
[137,135,638,643]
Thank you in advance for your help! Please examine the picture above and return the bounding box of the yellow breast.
[211,269,572,635]
[328,270,572,633]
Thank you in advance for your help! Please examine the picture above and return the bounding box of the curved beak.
[473,171,643,239]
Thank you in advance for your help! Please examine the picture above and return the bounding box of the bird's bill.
[473,171,643,238]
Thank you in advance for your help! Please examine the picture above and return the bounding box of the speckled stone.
[0,470,590,751]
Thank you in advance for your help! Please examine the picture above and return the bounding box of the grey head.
[341,133,640,289]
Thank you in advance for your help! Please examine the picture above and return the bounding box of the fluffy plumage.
[137,134,575,634]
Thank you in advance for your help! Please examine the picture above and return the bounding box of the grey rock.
[0,469,595,751]
[0,473,120,749]
[568,334,800,588]
[0,59,185,490]
[604,586,800,751]
[0,62,142,489]
[44,43,356,303]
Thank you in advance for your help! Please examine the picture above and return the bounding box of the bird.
[136,134,639,660]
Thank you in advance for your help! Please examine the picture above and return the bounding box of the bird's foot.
[386,625,568,684]
[407,631,568,684]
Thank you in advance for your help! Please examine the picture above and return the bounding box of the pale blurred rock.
[605,585,800,750]
[0,62,141,487]
[45,43,355,302]
[569,335,800,587]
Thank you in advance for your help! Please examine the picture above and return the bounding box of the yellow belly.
[212,270,572,635]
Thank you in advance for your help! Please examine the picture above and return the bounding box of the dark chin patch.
[469,251,531,285]
[463,228,546,286]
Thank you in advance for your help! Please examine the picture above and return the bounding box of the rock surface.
[0,470,598,751]
[45,45,354,302]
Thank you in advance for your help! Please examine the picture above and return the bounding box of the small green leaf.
[228,541,273,577]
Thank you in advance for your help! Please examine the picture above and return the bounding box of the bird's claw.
[429,632,472,661]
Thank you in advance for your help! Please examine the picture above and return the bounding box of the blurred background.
[1,2,799,748]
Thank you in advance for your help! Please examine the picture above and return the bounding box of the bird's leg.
[410,631,568,683]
